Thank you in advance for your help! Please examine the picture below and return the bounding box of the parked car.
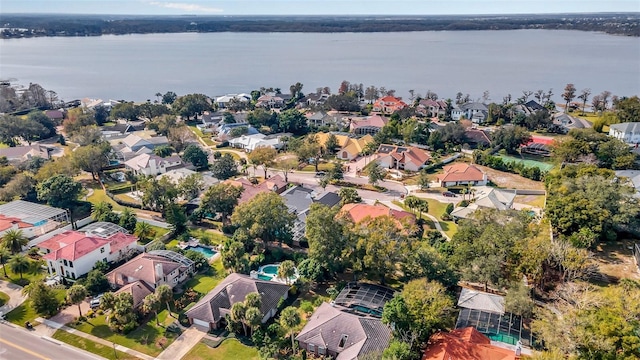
[314,171,326,178]
[442,191,457,197]
[90,294,104,309]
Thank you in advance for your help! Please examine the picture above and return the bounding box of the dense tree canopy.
[231,192,296,245]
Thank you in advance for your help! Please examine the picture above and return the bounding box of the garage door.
[193,318,210,330]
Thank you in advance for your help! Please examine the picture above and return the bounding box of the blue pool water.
[258,274,273,281]
[186,245,217,259]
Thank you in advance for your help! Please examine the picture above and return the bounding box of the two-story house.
[609,122,640,144]
[417,99,448,118]
[452,102,489,123]
[107,251,193,290]
[124,153,185,176]
[372,96,407,114]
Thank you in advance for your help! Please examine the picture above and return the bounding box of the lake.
[1,30,638,102]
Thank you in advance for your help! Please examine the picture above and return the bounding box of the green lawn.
[188,125,216,146]
[69,312,177,357]
[183,260,226,295]
[5,288,66,326]
[190,228,229,245]
[151,225,171,239]
[3,257,47,286]
[0,291,9,307]
[0,142,8,149]
[52,330,137,360]
[423,198,458,238]
[300,163,334,172]
[182,340,259,360]
[86,187,126,212]
[215,150,242,161]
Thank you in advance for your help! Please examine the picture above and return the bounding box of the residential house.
[315,132,374,161]
[110,133,170,161]
[514,100,545,116]
[608,122,640,144]
[376,144,431,172]
[372,96,407,114]
[198,111,225,133]
[224,175,288,204]
[615,170,640,198]
[281,186,340,245]
[216,123,260,141]
[296,283,394,359]
[417,99,448,118]
[214,93,251,109]
[436,163,487,187]
[301,93,329,108]
[349,115,388,135]
[551,113,587,134]
[39,229,138,279]
[0,145,51,162]
[157,168,218,188]
[186,273,290,331]
[107,251,194,291]
[463,129,492,149]
[339,203,415,229]
[124,153,185,176]
[256,94,286,109]
[422,327,518,360]
[306,111,330,127]
[228,133,288,152]
[452,102,489,123]
[451,186,517,220]
[115,281,155,309]
[0,200,69,239]
[44,110,64,124]
[101,122,146,138]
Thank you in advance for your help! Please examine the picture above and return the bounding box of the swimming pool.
[261,264,279,275]
[256,263,300,283]
[185,245,217,259]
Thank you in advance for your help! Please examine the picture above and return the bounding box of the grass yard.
[5,288,66,326]
[475,165,546,190]
[182,340,259,360]
[422,198,458,238]
[183,260,226,295]
[3,257,47,286]
[86,186,126,211]
[514,195,546,209]
[188,125,216,146]
[0,142,8,149]
[69,311,177,357]
[52,330,137,360]
[114,193,141,204]
[215,150,242,161]
[190,228,229,245]
[0,291,9,306]
[300,162,335,172]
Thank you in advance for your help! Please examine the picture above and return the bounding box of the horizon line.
[4,11,639,16]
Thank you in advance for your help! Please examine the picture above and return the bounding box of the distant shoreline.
[1,13,638,38]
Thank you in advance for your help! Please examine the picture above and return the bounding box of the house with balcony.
[452,102,489,123]
[376,144,431,172]
[417,99,448,118]
[107,251,194,291]
[372,96,407,114]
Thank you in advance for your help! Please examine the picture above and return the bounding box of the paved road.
[0,322,102,360]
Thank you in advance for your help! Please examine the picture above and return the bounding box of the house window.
[338,334,348,348]
[308,344,315,353]
[65,271,70,277]
[71,273,76,279]
[318,346,326,355]
[100,247,105,253]
[68,261,74,268]
[63,259,68,266]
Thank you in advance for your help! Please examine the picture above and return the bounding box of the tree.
[167,126,195,153]
[366,161,385,186]
[577,88,591,114]
[231,192,296,245]
[230,302,248,336]
[162,91,177,105]
[328,162,344,181]
[382,340,414,360]
[153,145,174,157]
[277,260,295,285]
[67,284,88,318]
[99,291,116,311]
[109,292,138,333]
[165,203,188,235]
[27,111,56,138]
[0,248,10,277]
[155,284,173,315]
[354,216,409,283]
[274,157,298,183]
[184,249,209,272]
[134,221,156,243]
[37,174,82,217]
[491,125,532,154]
[148,115,177,136]
[279,306,301,351]
[9,254,30,279]
[199,183,243,223]
[182,144,208,169]
[143,293,161,325]
[178,172,204,200]
[248,146,277,179]
[615,95,640,124]
[562,83,576,112]
[138,176,179,213]
[0,115,50,145]
[84,269,110,295]
[210,153,237,180]
[504,282,534,318]
[24,281,60,316]
[172,93,210,120]
[417,171,430,191]
[221,240,249,273]
[294,137,322,172]
[325,134,339,155]
[278,109,308,135]
[2,229,28,254]
[297,258,324,282]
[118,208,137,233]
[306,204,351,276]
[338,187,361,205]
[110,102,140,121]
[91,201,119,223]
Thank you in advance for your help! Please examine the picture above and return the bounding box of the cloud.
[148,2,223,13]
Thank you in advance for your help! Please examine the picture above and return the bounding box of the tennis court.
[497,155,554,171]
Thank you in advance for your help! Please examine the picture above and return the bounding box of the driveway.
[0,279,26,317]
[50,299,92,325]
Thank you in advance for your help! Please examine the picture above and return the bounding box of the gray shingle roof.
[610,122,640,133]
[186,273,290,324]
[457,288,505,314]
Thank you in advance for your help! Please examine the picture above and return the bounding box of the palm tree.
[2,229,28,255]
[280,306,301,352]
[67,284,88,318]
[277,261,296,285]
[0,248,11,277]
[245,307,262,336]
[135,222,155,243]
[142,293,161,325]
[9,254,30,279]
[155,284,173,316]
[91,201,114,221]
[155,92,162,103]
[244,292,262,310]
[416,199,429,220]
[99,291,116,311]
[230,302,247,336]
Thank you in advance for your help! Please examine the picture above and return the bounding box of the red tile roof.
[422,327,517,360]
[223,175,287,204]
[340,203,415,226]
[437,163,485,183]
[39,230,137,262]
[0,215,33,231]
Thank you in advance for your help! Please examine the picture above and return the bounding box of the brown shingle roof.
[437,163,485,183]
[115,280,154,308]
[107,253,184,288]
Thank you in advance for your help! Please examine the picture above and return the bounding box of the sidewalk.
[37,317,155,360]
[0,278,26,317]
[156,326,206,360]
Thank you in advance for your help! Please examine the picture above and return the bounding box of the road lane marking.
[0,337,51,360]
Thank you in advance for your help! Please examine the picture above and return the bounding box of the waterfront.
[1,30,638,101]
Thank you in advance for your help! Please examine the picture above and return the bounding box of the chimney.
[155,262,163,283]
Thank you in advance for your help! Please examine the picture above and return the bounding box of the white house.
[376,144,431,172]
[451,186,517,219]
[39,230,138,279]
[451,102,489,123]
[125,153,184,176]
[214,93,251,108]
[228,133,287,152]
[608,122,640,144]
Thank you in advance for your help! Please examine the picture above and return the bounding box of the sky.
[2,0,639,16]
